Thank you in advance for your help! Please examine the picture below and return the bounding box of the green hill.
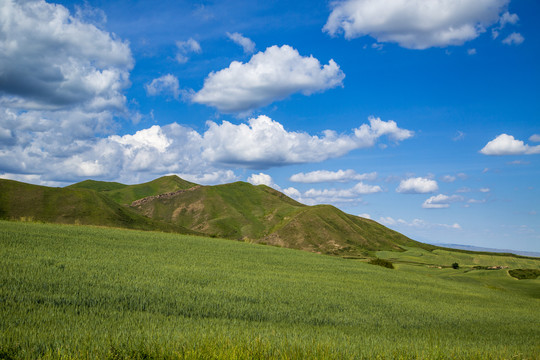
[0,176,456,256]
[67,179,127,192]
[0,179,195,234]
[129,181,431,256]
[69,175,198,205]
[261,204,434,254]
[130,182,303,239]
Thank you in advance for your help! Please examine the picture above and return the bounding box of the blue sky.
[1,0,539,252]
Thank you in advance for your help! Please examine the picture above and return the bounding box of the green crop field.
[1,220,539,359]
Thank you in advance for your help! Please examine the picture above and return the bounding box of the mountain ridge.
[0,175,448,256]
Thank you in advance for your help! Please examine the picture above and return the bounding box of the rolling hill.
[0,178,195,234]
[128,181,432,255]
[1,175,437,256]
[68,175,197,205]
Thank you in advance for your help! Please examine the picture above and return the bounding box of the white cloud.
[192,45,345,113]
[441,175,456,183]
[247,172,280,189]
[226,32,256,54]
[289,169,377,183]
[502,32,524,45]
[480,134,540,155]
[145,74,180,99]
[285,182,382,205]
[499,11,519,27]
[0,1,138,183]
[467,48,477,55]
[201,115,412,168]
[492,11,519,39]
[396,177,438,194]
[530,134,540,143]
[324,0,510,49]
[176,38,202,63]
[468,198,487,204]
[422,194,464,209]
[0,0,132,112]
[178,170,238,185]
[379,216,397,225]
[1,114,411,184]
[441,173,467,183]
[111,125,171,153]
[379,216,461,230]
[479,188,491,193]
[283,187,302,199]
[358,213,371,219]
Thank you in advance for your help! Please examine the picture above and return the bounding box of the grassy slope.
[132,182,305,239]
[1,221,539,359]
[262,204,434,254]
[0,179,194,234]
[67,179,127,192]
[98,175,198,205]
[131,181,432,255]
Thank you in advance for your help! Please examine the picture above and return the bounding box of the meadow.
[1,220,539,359]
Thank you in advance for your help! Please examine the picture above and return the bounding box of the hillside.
[0,175,454,256]
[69,175,198,205]
[260,204,435,254]
[129,180,432,255]
[0,179,195,234]
[130,182,305,239]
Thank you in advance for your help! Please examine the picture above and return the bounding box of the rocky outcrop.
[130,186,201,208]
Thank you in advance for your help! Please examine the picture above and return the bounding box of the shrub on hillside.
[452,262,459,269]
[368,258,394,269]
[509,269,540,280]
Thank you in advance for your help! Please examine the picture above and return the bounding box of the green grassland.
[1,221,539,359]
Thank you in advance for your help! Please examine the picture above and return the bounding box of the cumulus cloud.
[289,169,377,183]
[492,11,519,38]
[226,32,256,54]
[192,45,345,113]
[480,134,540,155]
[396,177,438,194]
[201,115,412,168]
[284,182,382,205]
[0,0,132,112]
[529,134,540,143]
[247,172,281,189]
[0,0,137,186]
[1,114,411,184]
[422,194,464,209]
[502,32,524,45]
[324,0,511,49]
[176,38,202,63]
[145,74,180,99]
[499,11,519,27]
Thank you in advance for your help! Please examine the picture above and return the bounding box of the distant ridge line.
[434,243,540,258]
